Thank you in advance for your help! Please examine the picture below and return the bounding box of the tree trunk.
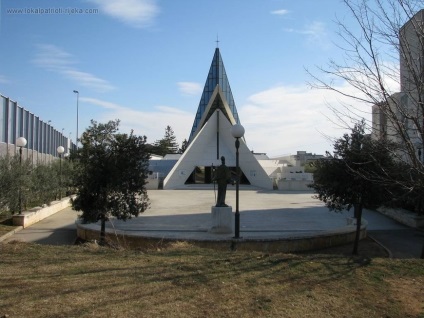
[352,203,363,255]
[421,241,424,259]
[100,214,106,245]
[353,203,360,218]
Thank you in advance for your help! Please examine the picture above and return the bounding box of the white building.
[163,48,272,189]
[147,48,319,190]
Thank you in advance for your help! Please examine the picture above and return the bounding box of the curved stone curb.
[367,234,393,258]
[0,226,24,243]
[76,220,368,253]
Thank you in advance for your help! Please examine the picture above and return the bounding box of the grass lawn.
[0,225,16,237]
[0,217,19,238]
[0,241,423,318]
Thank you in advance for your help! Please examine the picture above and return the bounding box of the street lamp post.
[16,137,27,214]
[64,152,70,195]
[57,146,65,199]
[231,124,245,239]
[73,90,79,147]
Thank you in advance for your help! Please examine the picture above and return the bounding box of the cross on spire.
[216,35,219,48]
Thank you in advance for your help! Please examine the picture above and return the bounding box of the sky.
[0,0,384,157]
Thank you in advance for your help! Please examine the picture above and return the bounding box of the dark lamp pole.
[231,124,245,239]
[16,137,27,215]
[57,146,65,199]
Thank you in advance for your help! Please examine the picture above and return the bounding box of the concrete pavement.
[77,188,359,241]
[359,209,424,258]
[3,206,79,245]
[2,187,423,257]
[368,229,424,258]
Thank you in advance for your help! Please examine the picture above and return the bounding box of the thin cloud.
[82,83,365,156]
[303,21,329,47]
[81,80,370,156]
[87,0,160,28]
[239,83,368,156]
[63,70,115,92]
[177,82,202,96]
[32,44,75,69]
[82,97,192,144]
[80,97,122,110]
[271,9,289,15]
[32,44,115,92]
[284,21,331,50]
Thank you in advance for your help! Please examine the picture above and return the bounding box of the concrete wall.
[377,206,424,228]
[164,111,273,189]
[13,196,74,228]
[145,178,159,190]
[0,142,57,165]
[278,180,312,191]
[280,166,313,181]
[76,222,367,253]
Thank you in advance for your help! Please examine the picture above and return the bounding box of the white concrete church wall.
[164,112,273,189]
[216,113,273,189]
[163,114,218,189]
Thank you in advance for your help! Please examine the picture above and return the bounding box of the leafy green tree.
[30,163,59,206]
[179,138,189,154]
[0,154,32,215]
[60,156,76,197]
[71,120,150,244]
[310,120,400,254]
[304,162,317,174]
[151,125,180,156]
[0,155,17,215]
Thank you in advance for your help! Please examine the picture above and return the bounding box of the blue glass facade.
[0,94,75,159]
[188,48,240,142]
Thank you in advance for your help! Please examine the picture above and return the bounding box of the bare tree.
[307,0,424,258]
[308,0,424,209]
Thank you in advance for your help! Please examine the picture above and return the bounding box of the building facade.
[372,10,424,160]
[0,94,75,164]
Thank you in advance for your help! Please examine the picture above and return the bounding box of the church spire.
[188,47,240,143]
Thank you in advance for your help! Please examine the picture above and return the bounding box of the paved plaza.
[86,187,357,241]
[3,186,423,257]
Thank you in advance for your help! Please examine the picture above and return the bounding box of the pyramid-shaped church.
[188,48,240,143]
[163,48,272,189]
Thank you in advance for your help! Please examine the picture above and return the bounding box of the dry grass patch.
[386,274,424,316]
[0,241,423,318]
[0,217,18,238]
